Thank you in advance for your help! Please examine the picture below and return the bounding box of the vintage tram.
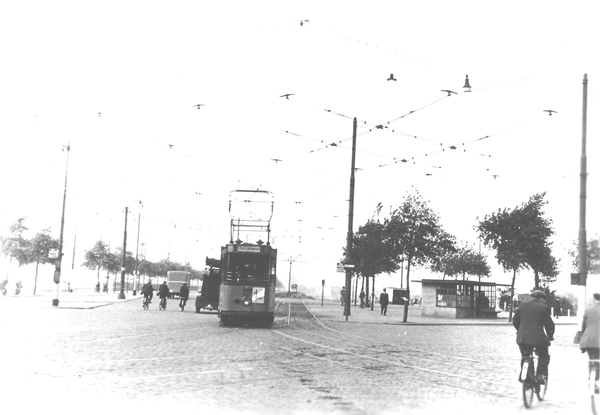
[218,189,277,326]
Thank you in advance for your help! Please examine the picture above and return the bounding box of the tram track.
[270,299,517,396]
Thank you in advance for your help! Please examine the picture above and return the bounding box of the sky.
[1,1,599,296]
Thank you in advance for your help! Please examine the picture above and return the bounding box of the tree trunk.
[353,273,359,305]
[534,269,539,290]
[365,274,370,307]
[370,275,375,311]
[33,261,39,295]
[402,258,412,323]
[509,268,517,323]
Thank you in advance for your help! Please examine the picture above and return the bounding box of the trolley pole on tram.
[344,118,357,320]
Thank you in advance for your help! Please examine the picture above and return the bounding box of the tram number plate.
[252,287,265,304]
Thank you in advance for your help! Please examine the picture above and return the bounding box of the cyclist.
[157,281,170,309]
[141,280,154,308]
[513,290,555,385]
[580,292,600,385]
[179,282,190,311]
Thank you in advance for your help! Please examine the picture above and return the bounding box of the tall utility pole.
[134,200,142,296]
[53,143,70,307]
[578,73,588,321]
[344,117,357,320]
[118,207,128,300]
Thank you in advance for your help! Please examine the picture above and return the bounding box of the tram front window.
[229,254,269,283]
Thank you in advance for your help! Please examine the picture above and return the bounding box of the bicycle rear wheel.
[591,367,598,415]
[536,372,548,401]
[521,361,534,408]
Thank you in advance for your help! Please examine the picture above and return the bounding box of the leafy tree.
[478,193,556,322]
[82,240,110,283]
[352,210,398,309]
[27,229,59,295]
[386,191,456,322]
[432,244,490,281]
[517,193,558,289]
[1,218,31,276]
[569,237,600,274]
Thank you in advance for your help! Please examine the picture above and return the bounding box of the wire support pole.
[578,73,588,322]
[53,143,70,307]
[118,207,128,300]
[344,117,357,320]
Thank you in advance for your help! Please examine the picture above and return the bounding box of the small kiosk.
[414,279,506,319]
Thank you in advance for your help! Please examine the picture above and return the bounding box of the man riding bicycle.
[179,282,190,311]
[580,292,600,384]
[157,281,170,309]
[513,290,555,385]
[141,280,154,307]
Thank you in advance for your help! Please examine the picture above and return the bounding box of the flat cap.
[530,290,546,299]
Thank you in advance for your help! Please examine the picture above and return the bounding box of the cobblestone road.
[0,294,589,415]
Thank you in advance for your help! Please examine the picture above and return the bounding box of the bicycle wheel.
[536,372,548,401]
[521,361,534,408]
[591,367,598,415]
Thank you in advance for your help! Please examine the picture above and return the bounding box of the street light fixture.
[53,143,70,307]
[117,207,128,300]
[133,200,142,295]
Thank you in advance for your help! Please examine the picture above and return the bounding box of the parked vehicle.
[167,271,191,299]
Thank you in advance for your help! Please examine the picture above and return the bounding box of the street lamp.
[53,143,70,307]
[117,207,128,300]
[133,200,142,295]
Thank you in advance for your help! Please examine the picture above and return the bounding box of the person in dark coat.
[359,289,366,308]
[513,290,555,384]
[379,288,389,316]
[179,283,190,311]
[580,293,600,381]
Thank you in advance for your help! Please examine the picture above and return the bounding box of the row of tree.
[0,217,205,295]
[346,191,559,322]
[81,240,204,287]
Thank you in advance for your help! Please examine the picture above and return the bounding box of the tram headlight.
[243,298,251,306]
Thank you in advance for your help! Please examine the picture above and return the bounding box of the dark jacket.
[513,298,555,347]
[380,292,389,306]
[141,283,153,295]
[158,283,170,298]
[580,302,600,350]
[180,285,190,299]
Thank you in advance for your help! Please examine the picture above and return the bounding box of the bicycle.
[590,359,599,415]
[142,295,151,310]
[159,296,167,311]
[520,349,548,408]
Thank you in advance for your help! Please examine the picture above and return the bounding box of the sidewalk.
[304,300,579,326]
[0,288,141,309]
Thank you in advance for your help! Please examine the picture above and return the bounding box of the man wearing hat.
[513,290,555,384]
[580,293,600,383]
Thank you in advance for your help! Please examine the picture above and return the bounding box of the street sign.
[336,263,344,272]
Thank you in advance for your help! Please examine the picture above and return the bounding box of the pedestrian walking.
[340,286,346,306]
[380,288,389,316]
[359,289,366,308]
